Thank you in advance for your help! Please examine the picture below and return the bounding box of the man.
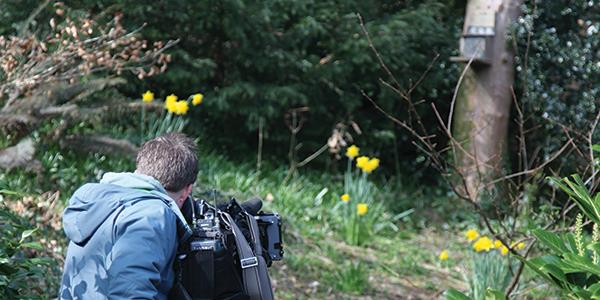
[59,133,196,299]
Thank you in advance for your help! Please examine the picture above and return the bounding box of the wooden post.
[451,0,523,199]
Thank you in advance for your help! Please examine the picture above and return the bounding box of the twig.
[297,143,328,168]
[587,110,600,192]
[447,53,477,131]
[486,138,573,186]
[356,13,403,95]
[408,53,440,95]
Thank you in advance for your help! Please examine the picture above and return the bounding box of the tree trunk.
[453,0,523,200]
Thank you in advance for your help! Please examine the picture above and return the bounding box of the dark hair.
[136,133,198,192]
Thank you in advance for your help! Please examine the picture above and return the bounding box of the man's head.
[135,133,198,207]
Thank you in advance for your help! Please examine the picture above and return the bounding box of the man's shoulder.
[73,182,168,203]
[69,182,174,220]
[71,182,136,200]
[118,195,176,223]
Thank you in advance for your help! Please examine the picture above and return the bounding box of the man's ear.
[183,184,193,199]
[179,184,193,203]
[174,184,193,208]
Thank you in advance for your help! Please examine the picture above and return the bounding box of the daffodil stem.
[345,158,351,194]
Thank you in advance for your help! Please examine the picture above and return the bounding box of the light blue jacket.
[59,172,192,299]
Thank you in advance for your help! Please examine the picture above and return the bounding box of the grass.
[192,150,472,298]
[0,142,561,299]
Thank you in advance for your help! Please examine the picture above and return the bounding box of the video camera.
[173,196,283,300]
[188,197,283,264]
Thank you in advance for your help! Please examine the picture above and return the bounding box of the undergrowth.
[0,141,472,298]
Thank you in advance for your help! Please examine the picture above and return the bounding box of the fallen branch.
[61,135,138,156]
[0,137,40,171]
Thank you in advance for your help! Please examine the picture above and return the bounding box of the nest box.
[451,0,501,66]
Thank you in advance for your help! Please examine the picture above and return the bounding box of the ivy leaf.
[19,228,37,244]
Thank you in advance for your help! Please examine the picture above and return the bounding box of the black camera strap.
[221,212,274,300]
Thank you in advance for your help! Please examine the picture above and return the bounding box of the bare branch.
[486,138,573,186]
[447,54,476,131]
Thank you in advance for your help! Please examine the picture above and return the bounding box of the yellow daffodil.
[356,156,369,169]
[340,194,350,202]
[516,242,526,250]
[165,94,178,106]
[439,250,449,261]
[142,90,154,102]
[173,100,189,115]
[465,229,479,241]
[362,158,380,173]
[494,240,503,249]
[473,236,494,252]
[500,245,509,256]
[357,203,368,216]
[192,93,204,106]
[166,102,176,113]
[346,145,359,159]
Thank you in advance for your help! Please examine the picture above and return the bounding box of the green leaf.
[20,242,43,251]
[521,256,564,287]
[589,282,600,299]
[572,286,592,299]
[562,253,600,276]
[592,145,600,153]
[548,176,600,225]
[540,263,568,285]
[565,233,579,254]
[19,228,37,244]
[533,229,569,254]
[0,189,20,196]
[567,175,600,225]
[587,242,600,256]
[485,289,506,300]
[445,288,472,300]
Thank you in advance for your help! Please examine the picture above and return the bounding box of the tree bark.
[453,0,523,199]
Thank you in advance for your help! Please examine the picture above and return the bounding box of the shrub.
[524,175,600,299]
[0,190,55,298]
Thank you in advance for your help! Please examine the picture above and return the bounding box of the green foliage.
[444,226,518,300]
[446,288,472,300]
[467,252,512,300]
[446,288,506,300]
[340,160,381,246]
[525,175,600,299]
[141,107,188,142]
[332,261,369,294]
[549,175,600,225]
[336,155,412,246]
[0,192,54,299]
[513,0,600,172]
[0,0,463,177]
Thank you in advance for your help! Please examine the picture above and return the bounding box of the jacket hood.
[63,172,192,245]
[100,172,167,193]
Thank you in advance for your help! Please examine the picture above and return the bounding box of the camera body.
[188,200,225,253]
[188,197,285,264]
[175,197,282,299]
[255,213,283,262]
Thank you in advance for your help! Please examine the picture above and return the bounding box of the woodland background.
[1,0,599,299]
